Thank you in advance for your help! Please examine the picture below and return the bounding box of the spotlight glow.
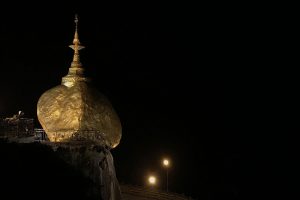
[163,159,169,167]
[148,176,156,185]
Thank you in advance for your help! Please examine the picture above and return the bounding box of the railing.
[120,184,194,200]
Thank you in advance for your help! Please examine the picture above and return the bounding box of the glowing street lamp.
[148,175,156,186]
[163,159,169,167]
[162,158,170,192]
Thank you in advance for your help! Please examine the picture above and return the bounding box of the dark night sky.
[0,1,292,200]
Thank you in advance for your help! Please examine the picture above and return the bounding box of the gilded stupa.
[37,15,122,148]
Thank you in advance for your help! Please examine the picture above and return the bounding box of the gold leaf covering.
[37,15,122,148]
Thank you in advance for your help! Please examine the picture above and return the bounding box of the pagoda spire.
[69,14,85,68]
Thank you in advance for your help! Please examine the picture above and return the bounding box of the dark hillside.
[0,141,99,200]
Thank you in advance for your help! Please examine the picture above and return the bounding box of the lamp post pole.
[166,167,169,192]
[163,158,170,192]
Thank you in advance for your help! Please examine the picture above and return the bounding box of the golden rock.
[37,15,122,148]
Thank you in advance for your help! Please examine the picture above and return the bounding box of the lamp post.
[148,175,157,186]
[162,158,170,192]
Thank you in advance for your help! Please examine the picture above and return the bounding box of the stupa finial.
[69,14,85,68]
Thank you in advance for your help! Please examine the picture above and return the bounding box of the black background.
[0,1,292,200]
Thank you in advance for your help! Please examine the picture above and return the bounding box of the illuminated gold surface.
[37,15,122,148]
